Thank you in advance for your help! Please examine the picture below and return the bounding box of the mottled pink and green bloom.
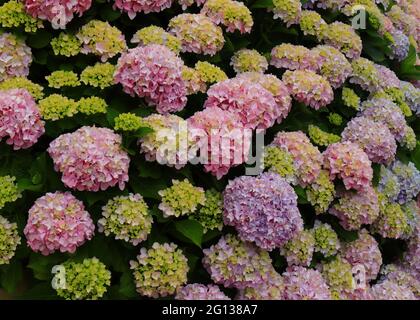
[176,284,230,300]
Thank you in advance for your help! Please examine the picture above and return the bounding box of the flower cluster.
[237,272,284,300]
[158,179,205,218]
[38,94,78,120]
[114,113,145,132]
[342,229,382,281]
[341,116,397,165]
[322,22,362,59]
[342,87,360,110]
[263,146,296,183]
[194,61,227,85]
[77,96,107,115]
[201,0,253,33]
[204,77,279,129]
[114,0,173,18]
[98,194,152,245]
[114,44,187,114]
[328,113,342,126]
[0,88,44,150]
[270,44,317,71]
[190,189,224,232]
[130,242,189,298]
[320,257,355,298]
[80,63,115,89]
[281,230,315,267]
[312,221,340,257]
[202,234,276,289]
[0,0,43,32]
[223,172,303,250]
[329,186,379,231]
[23,0,92,29]
[371,280,416,300]
[306,170,335,214]
[50,33,81,57]
[188,107,251,179]
[48,126,130,191]
[76,20,127,61]
[0,216,20,265]
[0,175,21,210]
[308,125,340,147]
[299,10,327,36]
[271,131,322,186]
[24,192,95,255]
[282,70,334,110]
[350,57,381,92]
[55,258,111,300]
[400,81,420,116]
[46,70,80,88]
[0,33,32,81]
[176,284,230,300]
[272,0,302,27]
[323,141,373,191]
[230,49,268,74]
[0,77,44,100]
[139,113,189,168]
[282,266,331,300]
[131,26,181,53]
[380,264,420,298]
[168,14,224,56]
[373,196,408,239]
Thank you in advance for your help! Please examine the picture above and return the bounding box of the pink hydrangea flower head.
[0,32,32,81]
[202,234,277,289]
[375,64,401,90]
[380,264,420,298]
[114,44,187,114]
[323,141,373,191]
[371,280,416,300]
[282,69,334,110]
[311,45,352,88]
[204,77,279,130]
[271,131,322,186]
[187,107,251,179]
[270,44,318,71]
[113,0,173,19]
[236,72,292,123]
[168,13,225,56]
[47,126,130,192]
[342,229,382,281]
[24,0,92,29]
[403,225,420,280]
[282,266,331,300]
[360,98,407,142]
[24,192,95,255]
[176,284,230,300]
[223,172,303,250]
[329,186,380,231]
[236,271,284,300]
[341,116,397,165]
[200,0,253,34]
[0,88,44,150]
[322,22,362,59]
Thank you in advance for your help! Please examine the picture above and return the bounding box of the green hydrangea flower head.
[263,145,296,184]
[0,77,44,100]
[158,179,205,217]
[51,33,81,57]
[342,87,360,110]
[312,221,340,257]
[46,70,80,89]
[98,193,152,245]
[77,96,107,115]
[328,113,343,126]
[114,113,147,132]
[306,170,335,214]
[130,242,189,298]
[0,175,22,209]
[55,257,111,300]
[131,26,181,53]
[190,189,224,232]
[80,62,116,89]
[194,61,227,85]
[308,125,341,147]
[38,94,78,121]
[0,0,43,32]
[0,216,20,265]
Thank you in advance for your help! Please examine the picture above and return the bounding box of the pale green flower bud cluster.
[263,146,296,184]
[98,194,152,245]
[131,26,181,53]
[55,257,111,300]
[0,175,22,210]
[77,97,107,115]
[51,33,81,57]
[190,189,224,233]
[306,170,335,214]
[320,257,355,299]
[342,87,360,110]
[0,77,44,100]
[114,113,147,132]
[158,179,206,218]
[281,229,315,267]
[328,113,343,126]
[0,0,43,33]
[0,216,20,265]
[312,221,340,257]
[230,49,268,74]
[46,70,80,89]
[308,125,341,147]
[80,63,116,89]
[130,242,189,298]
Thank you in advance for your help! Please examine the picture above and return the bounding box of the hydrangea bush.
[0,0,419,301]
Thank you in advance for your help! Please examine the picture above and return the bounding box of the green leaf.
[100,5,121,21]
[0,260,23,293]
[251,0,274,8]
[173,219,203,248]
[27,30,53,49]
[294,186,309,204]
[118,272,137,298]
